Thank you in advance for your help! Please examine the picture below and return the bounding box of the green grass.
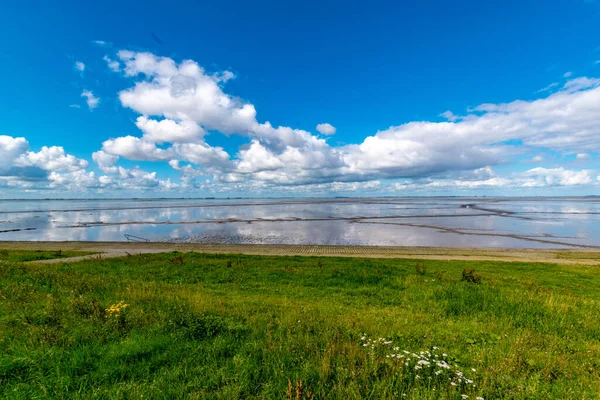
[1,252,599,399]
[0,249,96,262]
[555,251,600,261]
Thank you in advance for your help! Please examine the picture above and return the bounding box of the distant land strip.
[0,242,599,265]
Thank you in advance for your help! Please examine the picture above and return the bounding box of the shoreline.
[1,241,599,265]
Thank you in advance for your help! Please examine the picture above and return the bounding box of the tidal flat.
[1,197,600,248]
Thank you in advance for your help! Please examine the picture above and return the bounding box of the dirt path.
[1,241,599,265]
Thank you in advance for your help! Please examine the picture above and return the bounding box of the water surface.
[1,197,599,248]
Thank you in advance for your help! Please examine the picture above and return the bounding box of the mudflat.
[1,241,599,265]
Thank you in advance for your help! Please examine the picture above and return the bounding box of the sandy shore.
[1,241,600,265]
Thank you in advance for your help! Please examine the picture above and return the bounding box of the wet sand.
[1,241,599,265]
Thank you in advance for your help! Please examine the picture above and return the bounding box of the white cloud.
[103,55,120,72]
[101,136,173,161]
[391,167,600,191]
[18,146,88,172]
[69,104,81,109]
[48,170,99,189]
[0,136,30,174]
[135,116,204,144]
[95,50,600,190]
[6,50,600,195]
[537,82,559,93]
[316,123,336,135]
[92,150,119,173]
[81,90,99,110]
[0,135,92,192]
[92,40,110,46]
[172,142,230,167]
[563,71,573,78]
[440,111,459,121]
[521,167,595,186]
[1,134,179,193]
[561,77,600,92]
[74,61,85,72]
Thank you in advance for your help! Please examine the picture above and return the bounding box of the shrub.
[462,268,483,284]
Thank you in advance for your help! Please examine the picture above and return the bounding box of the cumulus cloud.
[101,136,173,161]
[91,50,600,191]
[0,136,30,175]
[92,150,119,173]
[576,152,590,160]
[521,167,595,186]
[316,123,336,135]
[103,55,120,72]
[563,71,573,78]
[0,134,180,193]
[135,116,204,144]
[18,146,88,171]
[81,90,99,110]
[74,61,85,72]
[6,49,600,195]
[0,135,91,190]
[391,167,600,192]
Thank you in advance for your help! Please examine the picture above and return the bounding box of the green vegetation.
[1,252,599,399]
[556,251,600,261]
[0,249,96,262]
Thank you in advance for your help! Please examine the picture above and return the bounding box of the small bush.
[170,255,184,265]
[415,263,427,275]
[462,268,483,284]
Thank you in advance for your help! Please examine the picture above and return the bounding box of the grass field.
[0,249,96,263]
[1,251,599,399]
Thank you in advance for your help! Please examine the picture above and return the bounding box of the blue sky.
[1,0,600,197]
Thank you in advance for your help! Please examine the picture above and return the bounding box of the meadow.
[1,251,599,399]
[0,249,95,263]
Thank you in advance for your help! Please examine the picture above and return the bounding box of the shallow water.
[1,197,599,248]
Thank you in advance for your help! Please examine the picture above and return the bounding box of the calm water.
[1,197,599,248]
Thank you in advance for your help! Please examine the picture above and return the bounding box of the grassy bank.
[1,252,599,399]
[0,249,96,263]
